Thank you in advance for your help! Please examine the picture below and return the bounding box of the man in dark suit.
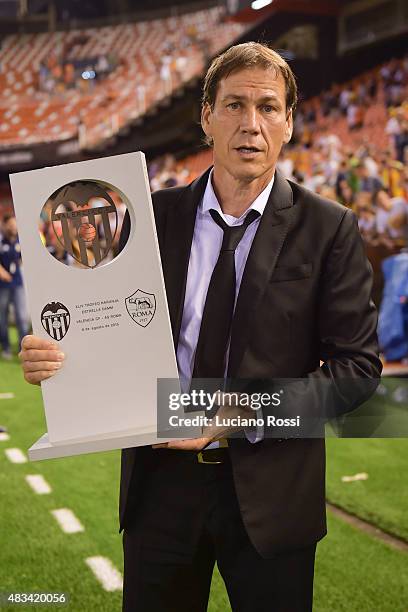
[21,43,381,611]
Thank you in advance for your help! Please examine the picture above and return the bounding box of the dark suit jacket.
[119,168,382,556]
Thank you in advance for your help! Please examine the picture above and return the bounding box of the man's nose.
[240,107,260,134]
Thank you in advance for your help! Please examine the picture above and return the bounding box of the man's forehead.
[218,67,285,95]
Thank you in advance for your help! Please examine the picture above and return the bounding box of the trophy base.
[28,429,174,461]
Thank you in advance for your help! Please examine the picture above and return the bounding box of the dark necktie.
[192,208,260,380]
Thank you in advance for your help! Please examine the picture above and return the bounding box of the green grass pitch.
[0,349,407,611]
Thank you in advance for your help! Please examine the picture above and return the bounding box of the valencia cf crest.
[41,301,70,341]
[49,180,118,269]
[125,290,156,327]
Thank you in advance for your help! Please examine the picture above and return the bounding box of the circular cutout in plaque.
[39,180,131,269]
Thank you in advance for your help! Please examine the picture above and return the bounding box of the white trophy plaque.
[10,152,181,460]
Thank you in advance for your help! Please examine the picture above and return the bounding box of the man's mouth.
[235,146,261,153]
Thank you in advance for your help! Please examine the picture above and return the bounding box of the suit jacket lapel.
[227,171,295,378]
[162,168,211,348]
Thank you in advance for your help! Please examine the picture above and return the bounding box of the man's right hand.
[19,335,65,386]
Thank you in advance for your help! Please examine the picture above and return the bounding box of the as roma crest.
[125,290,156,327]
[41,301,70,341]
[49,180,118,269]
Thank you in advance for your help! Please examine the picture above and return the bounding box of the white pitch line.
[51,508,84,534]
[25,474,52,495]
[0,393,14,399]
[85,556,123,592]
[0,432,10,441]
[5,447,27,463]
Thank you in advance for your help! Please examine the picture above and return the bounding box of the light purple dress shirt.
[176,170,274,445]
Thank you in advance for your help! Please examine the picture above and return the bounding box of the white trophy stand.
[10,152,190,461]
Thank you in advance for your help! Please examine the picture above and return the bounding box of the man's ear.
[283,109,293,144]
[201,103,213,139]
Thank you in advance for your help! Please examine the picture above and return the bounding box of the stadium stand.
[0,7,247,149]
[0,6,407,366]
[148,54,408,328]
[150,55,408,220]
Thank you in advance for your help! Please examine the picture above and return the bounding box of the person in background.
[0,215,30,359]
[358,206,377,244]
[355,162,383,196]
[375,189,408,246]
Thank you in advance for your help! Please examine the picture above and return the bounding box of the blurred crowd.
[39,51,116,95]
[278,148,408,250]
[150,55,408,255]
[1,54,407,360]
[147,54,408,360]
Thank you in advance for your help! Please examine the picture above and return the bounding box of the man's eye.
[227,102,240,110]
[263,105,275,113]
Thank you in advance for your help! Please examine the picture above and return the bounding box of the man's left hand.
[152,392,246,451]
[152,437,213,451]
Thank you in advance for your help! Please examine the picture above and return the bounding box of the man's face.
[377,190,391,210]
[3,217,18,240]
[357,165,368,178]
[201,67,293,183]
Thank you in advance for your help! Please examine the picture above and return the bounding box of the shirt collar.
[201,169,274,223]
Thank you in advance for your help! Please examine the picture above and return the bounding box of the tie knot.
[209,209,260,252]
